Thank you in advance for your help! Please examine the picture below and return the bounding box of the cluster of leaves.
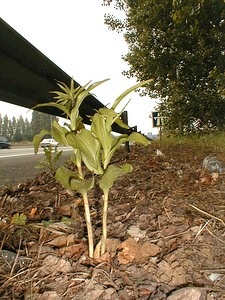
[33,79,150,258]
[103,0,225,133]
[35,145,63,172]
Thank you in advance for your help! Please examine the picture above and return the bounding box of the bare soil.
[0,143,225,299]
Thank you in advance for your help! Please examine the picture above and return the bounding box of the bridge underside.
[0,18,127,133]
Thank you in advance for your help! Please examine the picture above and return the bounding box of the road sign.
[152,111,162,128]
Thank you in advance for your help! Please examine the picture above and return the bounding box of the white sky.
[1,0,158,134]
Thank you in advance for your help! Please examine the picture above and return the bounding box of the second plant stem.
[82,191,94,258]
[101,191,109,256]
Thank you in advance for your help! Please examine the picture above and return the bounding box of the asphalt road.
[0,145,73,187]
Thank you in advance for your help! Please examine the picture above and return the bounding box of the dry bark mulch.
[0,143,225,299]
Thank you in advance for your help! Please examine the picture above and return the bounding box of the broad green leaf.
[103,132,149,169]
[51,120,69,146]
[55,166,94,194]
[33,129,50,154]
[99,164,132,195]
[66,129,103,174]
[70,108,82,131]
[111,79,153,110]
[69,107,79,132]
[127,132,150,146]
[98,107,117,117]
[70,149,83,178]
[111,134,128,148]
[55,166,89,193]
[103,134,129,168]
[98,108,116,131]
[76,117,85,131]
[91,113,113,161]
[114,116,130,129]
[97,107,130,130]
[70,175,94,195]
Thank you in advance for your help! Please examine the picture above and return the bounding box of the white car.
[40,138,58,148]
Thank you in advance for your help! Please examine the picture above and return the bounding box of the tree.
[8,117,16,141]
[24,118,33,141]
[0,112,58,141]
[31,111,42,136]
[31,111,57,137]
[2,115,9,139]
[103,0,225,132]
[14,115,26,142]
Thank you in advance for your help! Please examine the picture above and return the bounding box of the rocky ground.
[0,143,224,299]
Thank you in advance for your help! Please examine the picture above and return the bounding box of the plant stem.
[76,149,84,179]
[82,192,94,258]
[101,191,109,256]
[77,163,83,179]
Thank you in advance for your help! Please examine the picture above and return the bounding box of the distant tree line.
[0,111,57,142]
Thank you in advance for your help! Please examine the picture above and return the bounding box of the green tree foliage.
[0,111,57,142]
[14,115,25,142]
[31,111,40,136]
[8,117,16,140]
[24,118,33,141]
[31,111,57,137]
[103,0,225,133]
[2,115,9,138]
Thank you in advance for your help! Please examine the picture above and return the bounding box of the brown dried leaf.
[57,243,85,258]
[47,234,75,247]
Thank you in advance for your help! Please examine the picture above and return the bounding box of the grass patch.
[159,132,225,150]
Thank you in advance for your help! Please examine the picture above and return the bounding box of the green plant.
[33,78,151,258]
[35,144,63,172]
[11,213,27,226]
